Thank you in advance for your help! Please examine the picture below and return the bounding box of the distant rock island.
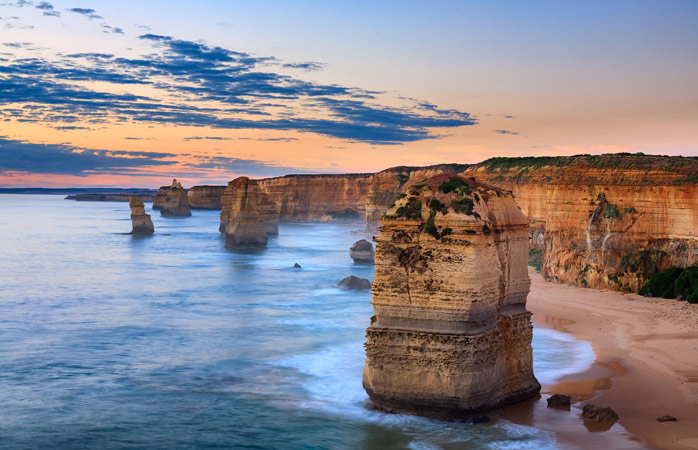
[363,174,540,417]
[155,179,192,217]
[129,196,154,234]
[349,239,374,263]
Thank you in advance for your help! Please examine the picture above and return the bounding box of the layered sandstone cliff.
[187,185,226,210]
[221,177,268,248]
[129,196,154,234]
[220,178,279,235]
[363,175,540,417]
[458,155,698,291]
[154,179,192,217]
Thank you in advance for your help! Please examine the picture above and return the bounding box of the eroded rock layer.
[187,185,226,210]
[155,179,192,217]
[221,177,268,248]
[363,175,540,417]
[458,155,698,291]
[129,196,154,234]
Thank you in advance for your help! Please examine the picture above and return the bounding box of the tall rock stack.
[158,179,192,217]
[221,177,269,248]
[129,196,154,234]
[363,174,540,417]
[220,179,279,236]
[256,194,280,235]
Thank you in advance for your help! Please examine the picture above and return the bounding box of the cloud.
[67,7,102,20]
[282,62,326,71]
[35,1,59,16]
[0,136,175,175]
[101,24,123,34]
[493,129,518,136]
[0,32,477,144]
[0,136,316,177]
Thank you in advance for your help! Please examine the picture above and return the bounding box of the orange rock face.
[129,196,154,234]
[187,185,226,210]
[154,179,191,217]
[363,175,539,416]
[221,177,268,248]
[459,155,698,291]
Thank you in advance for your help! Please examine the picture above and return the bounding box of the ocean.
[0,195,597,449]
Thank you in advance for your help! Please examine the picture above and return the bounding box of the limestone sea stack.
[220,179,279,236]
[158,179,192,217]
[221,177,268,248]
[350,239,375,263]
[129,196,154,234]
[363,174,540,417]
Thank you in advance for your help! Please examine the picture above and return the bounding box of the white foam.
[532,327,596,385]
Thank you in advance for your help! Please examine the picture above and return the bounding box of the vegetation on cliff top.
[640,266,698,303]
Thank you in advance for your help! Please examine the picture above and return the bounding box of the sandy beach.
[526,268,698,450]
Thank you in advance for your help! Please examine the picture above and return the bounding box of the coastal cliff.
[187,185,226,210]
[363,174,540,416]
[221,177,268,248]
[458,155,698,291]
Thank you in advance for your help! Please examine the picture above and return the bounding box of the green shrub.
[528,248,543,273]
[639,267,684,298]
[463,229,476,235]
[605,204,620,219]
[452,197,474,215]
[395,197,422,220]
[441,227,453,236]
[424,210,439,238]
[482,224,492,235]
[438,177,471,196]
[674,266,698,298]
[398,193,407,199]
[687,290,698,304]
[623,207,637,214]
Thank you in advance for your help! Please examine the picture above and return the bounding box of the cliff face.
[155,179,192,217]
[363,175,540,417]
[129,196,154,234]
[459,155,698,291]
[187,185,226,210]
[221,177,269,248]
[220,179,279,235]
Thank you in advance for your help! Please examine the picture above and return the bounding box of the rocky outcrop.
[349,239,374,263]
[187,185,226,209]
[129,196,154,234]
[338,276,371,290]
[154,179,191,217]
[221,177,268,248]
[582,404,619,422]
[220,179,278,235]
[363,175,540,417]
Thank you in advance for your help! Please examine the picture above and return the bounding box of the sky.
[1,0,697,188]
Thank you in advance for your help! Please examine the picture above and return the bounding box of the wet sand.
[525,268,698,450]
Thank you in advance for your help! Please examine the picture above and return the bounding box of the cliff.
[220,179,279,235]
[363,174,540,416]
[187,185,226,210]
[155,179,192,217]
[458,155,698,291]
[221,177,268,248]
[129,196,154,234]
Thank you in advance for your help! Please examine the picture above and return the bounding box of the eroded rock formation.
[350,239,374,263]
[363,174,540,417]
[187,185,226,210]
[129,196,154,234]
[221,177,268,248]
[220,178,278,236]
[155,179,191,217]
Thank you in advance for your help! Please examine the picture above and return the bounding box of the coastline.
[526,268,698,450]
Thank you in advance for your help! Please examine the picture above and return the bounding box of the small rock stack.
[129,196,154,234]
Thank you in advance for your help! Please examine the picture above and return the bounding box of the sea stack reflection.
[363,175,540,417]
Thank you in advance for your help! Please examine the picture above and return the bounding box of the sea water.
[0,195,594,450]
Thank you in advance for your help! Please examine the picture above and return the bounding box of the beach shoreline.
[526,268,698,450]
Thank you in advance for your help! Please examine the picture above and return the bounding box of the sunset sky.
[1,0,697,187]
